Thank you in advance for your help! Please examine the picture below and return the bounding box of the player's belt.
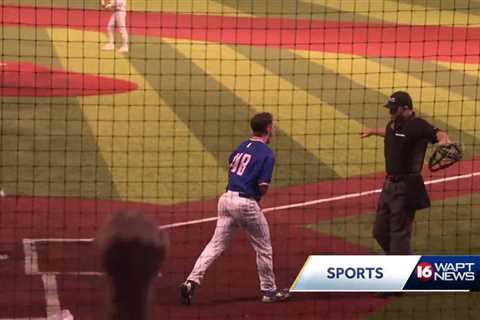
[226,190,257,201]
[238,193,256,200]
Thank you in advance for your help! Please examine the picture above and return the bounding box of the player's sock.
[118,44,129,53]
[102,42,115,51]
[120,32,129,47]
[119,26,129,52]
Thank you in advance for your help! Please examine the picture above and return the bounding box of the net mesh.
[0,0,479,319]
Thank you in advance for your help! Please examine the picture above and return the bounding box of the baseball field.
[0,0,479,319]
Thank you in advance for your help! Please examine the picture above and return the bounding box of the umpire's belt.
[385,173,420,183]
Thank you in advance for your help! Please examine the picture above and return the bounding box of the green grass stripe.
[292,50,480,158]
[204,43,383,177]
[164,38,367,177]
[0,0,253,15]
[0,26,118,199]
[208,0,384,21]
[305,193,480,255]
[395,0,480,12]
[316,0,480,26]
[126,35,339,185]
[45,27,228,203]
[371,57,480,158]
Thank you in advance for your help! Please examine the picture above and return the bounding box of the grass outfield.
[2,21,479,202]
[307,194,480,256]
[4,0,480,24]
[1,1,479,319]
[307,194,480,319]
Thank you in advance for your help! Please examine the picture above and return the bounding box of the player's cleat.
[118,45,129,53]
[179,280,196,305]
[102,43,115,51]
[46,309,74,320]
[261,288,290,303]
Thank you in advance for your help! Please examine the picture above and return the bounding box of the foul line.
[16,170,479,320]
[158,171,480,229]
[41,274,61,318]
[23,171,480,236]
[23,239,39,275]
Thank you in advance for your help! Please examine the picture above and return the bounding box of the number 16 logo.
[416,262,433,282]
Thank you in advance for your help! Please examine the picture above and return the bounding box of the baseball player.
[180,113,290,305]
[360,91,451,256]
[101,0,129,53]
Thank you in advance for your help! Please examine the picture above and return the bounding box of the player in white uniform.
[179,113,290,305]
[101,0,129,53]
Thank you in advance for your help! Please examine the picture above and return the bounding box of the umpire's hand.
[360,127,385,138]
[435,130,451,145]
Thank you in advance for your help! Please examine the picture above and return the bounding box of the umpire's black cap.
[384,91,413,110]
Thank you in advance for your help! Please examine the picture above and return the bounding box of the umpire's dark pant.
[373,180,415,255]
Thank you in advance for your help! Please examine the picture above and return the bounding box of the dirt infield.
[1,5,479,64]
[0,195,385,319]
[0,61,137,96]
[1,159,478,319]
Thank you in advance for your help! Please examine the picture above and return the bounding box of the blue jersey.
[226,139,275,201]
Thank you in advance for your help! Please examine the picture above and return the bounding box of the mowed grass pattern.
[1,1,479,319]
[1,0,480,202]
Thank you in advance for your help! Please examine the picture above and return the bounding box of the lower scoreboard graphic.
[290,256,480,292]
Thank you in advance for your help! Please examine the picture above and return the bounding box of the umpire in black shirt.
[360,91,451,254]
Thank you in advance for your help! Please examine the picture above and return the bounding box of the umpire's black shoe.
[180,280,197,305]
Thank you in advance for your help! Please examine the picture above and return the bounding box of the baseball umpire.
[360,91,451,255]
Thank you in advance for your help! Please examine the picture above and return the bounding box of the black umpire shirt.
[384,114,438,209]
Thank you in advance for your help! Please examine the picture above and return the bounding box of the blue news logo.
[415,261,476,282]
[290,256,480,292]
[327,267,384,279]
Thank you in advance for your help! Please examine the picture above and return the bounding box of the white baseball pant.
[187,191,277,292]
[106,10,129,46]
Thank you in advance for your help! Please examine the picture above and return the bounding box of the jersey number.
[230,153,252,176]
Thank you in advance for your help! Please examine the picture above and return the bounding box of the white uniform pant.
[187,191,277,292]
[107,10,128,45]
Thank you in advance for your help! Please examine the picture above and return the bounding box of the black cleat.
[261,288,290,303]
[180,280,196,305]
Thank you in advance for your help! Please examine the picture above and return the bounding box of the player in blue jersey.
[180,113,290,305]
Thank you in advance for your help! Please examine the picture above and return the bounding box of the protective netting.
[0,1,479,319]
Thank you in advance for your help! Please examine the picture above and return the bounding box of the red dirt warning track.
[0,61,137,96]
[0,159,478,319]
[1,5,480,64]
